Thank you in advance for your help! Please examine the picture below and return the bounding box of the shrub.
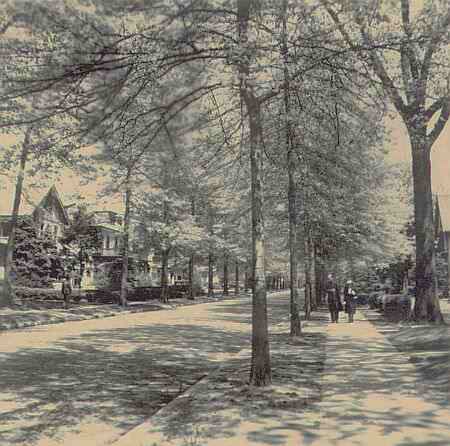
[12,218,63,288]
[135,272,152,287]
[14,286,61,300]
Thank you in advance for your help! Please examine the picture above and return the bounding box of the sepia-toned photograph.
[0,1,450,445]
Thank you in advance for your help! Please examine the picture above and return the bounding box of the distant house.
[0,185,70,243]
[0,187,153,289]
[0,186,206,291]
[0,186,70,281]
[79,210,156,290]
[434,194,450,294]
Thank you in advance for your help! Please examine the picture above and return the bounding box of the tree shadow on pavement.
[135,308,450,446]
[0,294,299,445]
[0,322,251,445]
[365,307,450,406]
[209,295,307,327]
[128,326,327,446]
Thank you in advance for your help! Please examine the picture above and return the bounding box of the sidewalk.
[112,308,450,446]
[0,293,249,332]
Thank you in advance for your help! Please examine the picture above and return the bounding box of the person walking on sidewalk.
[343,280,357,323]
[62,276,72,309]
[326,274,342,323]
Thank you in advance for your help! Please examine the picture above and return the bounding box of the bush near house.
[14,286,84,302]
[12,218,64,288]
[14,286,61,300]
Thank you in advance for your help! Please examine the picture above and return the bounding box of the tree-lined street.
[1,1,450,444]
[2,295,450,445]
[0,295,258,445]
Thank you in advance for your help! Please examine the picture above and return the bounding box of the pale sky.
[0,0,448,214]
[388,114,450,195]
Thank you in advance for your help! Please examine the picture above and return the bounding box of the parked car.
[382,293,412,321]
[368,291,382,309]
[355,293,369,306]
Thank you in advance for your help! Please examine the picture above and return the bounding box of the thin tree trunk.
[238,0,271,386]
[310,236,317,310]
[208,252,214,297]
[235,260,239,295]
[120,171,132,307]
[188,197,196,300]
[223,251,229,296]
[79,246,85,289]
[160,249,169,302]
[1,126,33,306]
[304,233,312,321]
[316,241,327,306]
[188,254,194,300]
[447,244,450,297]
[349,253,356,282]
[285,68,302,335]
[287,141,301,334]
[410,132,443,322]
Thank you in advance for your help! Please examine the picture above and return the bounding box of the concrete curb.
[111,347,252,446]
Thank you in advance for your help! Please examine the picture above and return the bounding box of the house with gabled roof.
[0,185,71,281]
[0,185,188,291]
[0,185,70,249]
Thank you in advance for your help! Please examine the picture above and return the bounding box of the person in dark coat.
[343,280,357,323]
[326,274,342,323]
[62,276,72,309]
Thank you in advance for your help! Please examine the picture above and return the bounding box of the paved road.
[4,295,450,446]
[0,294,290,446]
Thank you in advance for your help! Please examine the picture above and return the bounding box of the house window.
[114,236,118,249]
[54,226,58,238]
[106,235,110,250]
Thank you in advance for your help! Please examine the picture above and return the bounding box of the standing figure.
[326,274,342,323]
[343,280,357,323]
[62,275,72,309]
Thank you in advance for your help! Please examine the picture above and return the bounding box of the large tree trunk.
[238,0,271,386]
[120,173,131,307]
[410,134,443,322]
[322,0,450,321]
[1,126,33,306]
[223,251,229,296]
[248,99,271,385]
